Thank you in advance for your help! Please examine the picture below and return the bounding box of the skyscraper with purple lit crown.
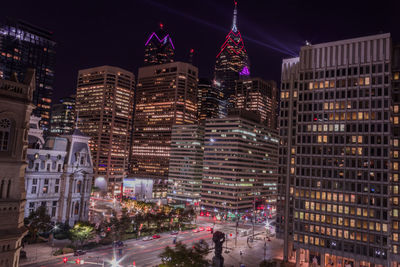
[215,1,250,116]
[144,23,175,65]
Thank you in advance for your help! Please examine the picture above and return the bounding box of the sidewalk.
[205,234,283,267]
[20,239,71,266]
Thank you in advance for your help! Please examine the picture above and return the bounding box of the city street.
[22,217,281,267]
[23,230,212,267]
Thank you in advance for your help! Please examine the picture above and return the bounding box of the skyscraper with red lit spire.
[144,23,175,65]
[215,1,250,115]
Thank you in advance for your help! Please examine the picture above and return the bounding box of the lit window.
[0,118,11,151]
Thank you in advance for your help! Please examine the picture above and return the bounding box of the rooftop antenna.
[188,48,194,64]
[232,1,238,32]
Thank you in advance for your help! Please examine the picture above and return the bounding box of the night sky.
[1,0,399,101]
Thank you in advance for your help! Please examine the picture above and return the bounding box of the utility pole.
[235,220,238,247]
[263,242,267,261]
[252,194,255,240]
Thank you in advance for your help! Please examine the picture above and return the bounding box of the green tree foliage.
[69,222,95,248]
[24,206,52,243]
[159,241,209,267]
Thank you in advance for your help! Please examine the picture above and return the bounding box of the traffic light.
[76,258,80,264]
[229,233,233,237]
[133,261,136,267]
[63,257,68,263]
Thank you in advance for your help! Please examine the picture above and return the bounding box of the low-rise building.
[123,177,153,200]
[25,117,93,226]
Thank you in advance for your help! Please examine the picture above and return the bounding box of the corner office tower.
[278,33,400,266]
[214,2,250,116]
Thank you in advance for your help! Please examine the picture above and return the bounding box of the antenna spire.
[232,1,238,32]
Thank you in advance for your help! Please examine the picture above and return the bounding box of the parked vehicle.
[152,234,161,239]
[74,250,86,256]
[171,231,179,235]
[142,236,153,241]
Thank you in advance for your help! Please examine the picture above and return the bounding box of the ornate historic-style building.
[0,69,35,266]
[25,117,93,226]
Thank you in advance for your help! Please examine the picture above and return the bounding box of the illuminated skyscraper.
[131,62,198,198]
[50,95,75,135]
[197,78,222,121]
[75,66,135,194]
[167,124,204,205]
[235,78,278,129]
[278,33,400,266]
[215,2,249,115]
[144,23,175,66]
[0,19,56,131]
[201,110,279,215]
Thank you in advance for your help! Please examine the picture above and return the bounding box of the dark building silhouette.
[144,23,175,65]
[50,95,75,135]
[0,19,56,131]
[197,78,222,121]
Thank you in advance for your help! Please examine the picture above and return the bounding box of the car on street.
[192,228,200,233]
[206,227,213,231]
[171,231,179,235]
[142,236,153,241]
[74,250,86,256]
[152,234,161,239]
[198,227,205,231]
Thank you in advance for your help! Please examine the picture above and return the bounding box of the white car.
[142,236,153,241]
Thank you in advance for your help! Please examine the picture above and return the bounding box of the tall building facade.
[0,69,35,266]
[25,117,93,226]
[144,23,175,65]
[235,77,278,129]
[75,66,135,194]
[167,124,204,205]
[0,19,56,131]
[197,78,222,121]
[131,62,198,198]
[276,57,299,261]
[215,2,250,116]
[50,95,75,135]
[278,33,400,266]
[201,110,279,215]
